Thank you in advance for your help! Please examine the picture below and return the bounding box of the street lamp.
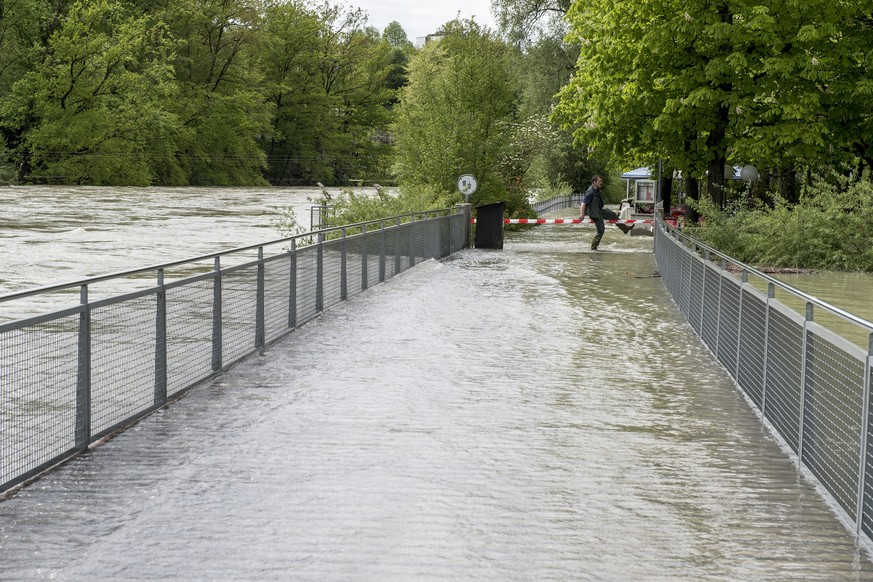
[740,165,759,181]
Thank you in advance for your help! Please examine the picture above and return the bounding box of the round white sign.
[457,174,478,195]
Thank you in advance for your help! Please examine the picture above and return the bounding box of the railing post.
[341,228,348,301]
[457,203,472,249]
[256,246,265,350]
[288,240,297,329]
[736,270,747,380]
[75,285,91,451]
[155,269,167,407]
[409,213,416,267]
[798,301,814,459]
[715,257,725,358]
[857,332,873,534]
[761,282,774,416]
[212,257,222,372]
[361,224,369,291]
[700,247,708,333]
[316,232,324,312]
[394,217,402,275]
[379,220,386,283]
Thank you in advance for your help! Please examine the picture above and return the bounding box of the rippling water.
[1,219,872,580]
[0,185,341,320]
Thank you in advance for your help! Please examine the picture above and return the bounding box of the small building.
[619,167,658,216]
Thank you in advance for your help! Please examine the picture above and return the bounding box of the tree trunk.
[685,175,700,224]
[751,167,772,207]
[705,102,729,208]
[660,173,673,217]
[705,2,732,208]
[779,164,799,204]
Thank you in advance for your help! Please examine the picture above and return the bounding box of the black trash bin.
[474,202,505,249]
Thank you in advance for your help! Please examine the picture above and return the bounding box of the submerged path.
[1,225,872,581]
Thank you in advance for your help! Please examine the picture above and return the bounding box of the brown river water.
[1,187,872,580]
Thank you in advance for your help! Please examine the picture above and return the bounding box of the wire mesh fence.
[0,207,469,494]
[654,216,873,547]
[531,194,584,215]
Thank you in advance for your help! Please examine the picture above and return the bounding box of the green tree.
[0,0,50,99]
[392,19,520,210]
[161,0,269,185]
[0,0,73,179]
[257,1,394,185]
[5,0,181,184]
[554,0,865,207]
[383,20,411,49]
[382,20,413,104]
[309,2,394,184]
[492,0,570,47]
[257,0,323,184]
[513,35,605,194]
[840,7,873,173]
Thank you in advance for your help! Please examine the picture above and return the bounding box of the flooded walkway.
[2,225,873,581]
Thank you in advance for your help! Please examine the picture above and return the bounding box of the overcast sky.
[350,0,497,43]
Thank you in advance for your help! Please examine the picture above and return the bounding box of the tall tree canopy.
[554,0,872,204]
[4,0,181,184]
[383,20,411,48]
[0,0,399,185]
[392,19,519,209]
[259,2,394,185]
[492,0,570,46]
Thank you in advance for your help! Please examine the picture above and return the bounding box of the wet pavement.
[2,224,873,581]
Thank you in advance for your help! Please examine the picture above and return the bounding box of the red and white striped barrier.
[470,218,654,225]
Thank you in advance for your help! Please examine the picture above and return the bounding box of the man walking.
[579,175,632,250]
[579,175,606,250]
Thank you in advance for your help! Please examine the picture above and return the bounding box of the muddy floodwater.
[1,194,873,580]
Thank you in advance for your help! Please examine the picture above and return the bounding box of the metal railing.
[532,194,583,215]
[654,216,873,546]
[0,208,469,494]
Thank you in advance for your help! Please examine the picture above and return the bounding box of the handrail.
[658,214,873,333]
[0,208,456,304]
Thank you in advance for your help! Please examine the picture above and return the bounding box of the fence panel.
[0,210,466,494]
[345,233,364,299]
[321,238,344,312]
[89,294,158,436]
[0,315,79,489]
[689,256,704,335]
[716,273,741,373]
[764,303,804,454]
[701,263,721,348]
[264,255,293,345]
[166,278,215,396]
[801,325,866,520]
[863,365,873,538]
[221,265,259,367]
[737,286,767,409]
[295,245,319,327]
[655,218,873,549]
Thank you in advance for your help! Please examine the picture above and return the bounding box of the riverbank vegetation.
[0,0,601,205]
[3,0,873,269]
[551,0,873,271]
[687,178,873,272]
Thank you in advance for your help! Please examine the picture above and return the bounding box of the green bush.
[691,180,873,272]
